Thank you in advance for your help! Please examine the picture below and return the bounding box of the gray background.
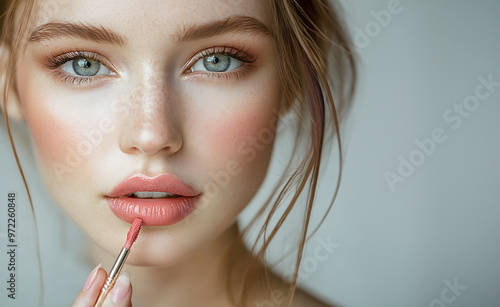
[243,0,500,306]
[1,0,499,306]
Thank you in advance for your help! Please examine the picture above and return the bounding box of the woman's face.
[15,0,280,265]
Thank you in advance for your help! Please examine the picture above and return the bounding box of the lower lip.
[106,195,201,226]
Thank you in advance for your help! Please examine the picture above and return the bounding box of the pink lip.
[106,173,201,226]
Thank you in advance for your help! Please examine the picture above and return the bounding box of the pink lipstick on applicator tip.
[94,218,143,307]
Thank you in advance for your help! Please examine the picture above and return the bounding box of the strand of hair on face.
[2,0,44,305]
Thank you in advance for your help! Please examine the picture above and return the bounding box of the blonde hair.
[1,0,357,306]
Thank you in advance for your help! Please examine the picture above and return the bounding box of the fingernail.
[112,271,131,303]
[84,263,102,291]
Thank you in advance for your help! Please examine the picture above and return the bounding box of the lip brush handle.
[93,247,130,307]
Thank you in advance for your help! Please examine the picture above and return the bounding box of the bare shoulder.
[291,288,340,307]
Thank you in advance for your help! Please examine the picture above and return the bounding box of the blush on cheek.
[17,80,68,168]
[185,73,281,182]
[17,72,97,186]
[202,103,279,187]
[29,109,72,167]
[222,108,279,167]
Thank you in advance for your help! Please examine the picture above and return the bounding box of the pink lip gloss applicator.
[94,218,143,307]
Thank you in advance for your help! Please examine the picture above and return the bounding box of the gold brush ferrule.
[94,247,130,307]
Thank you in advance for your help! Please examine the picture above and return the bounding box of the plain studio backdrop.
[0,0,499,306]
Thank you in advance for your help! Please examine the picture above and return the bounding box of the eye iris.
[203,54,230,72]
[73,58,100,76]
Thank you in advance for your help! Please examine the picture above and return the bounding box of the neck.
[88,222,253,307]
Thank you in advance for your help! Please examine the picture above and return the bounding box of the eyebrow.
[29,16,271,46]
[174,16,271,43]
[29,22,127,46]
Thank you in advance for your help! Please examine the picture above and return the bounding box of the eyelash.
[46,50,113,86]
[46,46,258,86]
[186,46,258,81]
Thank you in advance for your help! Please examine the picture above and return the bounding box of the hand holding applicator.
[94,218,143,307]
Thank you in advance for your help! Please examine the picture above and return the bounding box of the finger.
[72,264,108,307]
[102,271,133,307]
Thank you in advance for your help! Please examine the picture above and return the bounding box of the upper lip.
[107,173,199,198]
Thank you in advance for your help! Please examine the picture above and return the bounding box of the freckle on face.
[13,0,281,266]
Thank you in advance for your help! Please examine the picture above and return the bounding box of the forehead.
[34,0,267,36]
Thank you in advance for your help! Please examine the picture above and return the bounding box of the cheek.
[23,103,75,169]
[16,62,107,189]
[185,81,281,190]
[218,114,276,190]
[211,111,269,153]
[17,75,71,170]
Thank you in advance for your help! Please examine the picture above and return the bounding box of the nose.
[117,79,182,156]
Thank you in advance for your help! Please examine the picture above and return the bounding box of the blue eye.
[60,57,112,77]
[191,53,243,73]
